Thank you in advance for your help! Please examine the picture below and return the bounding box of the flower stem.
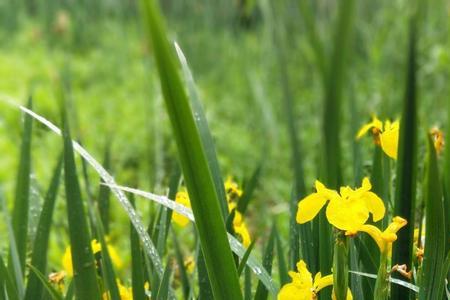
[333,230,348,300]
[374,251,390,300]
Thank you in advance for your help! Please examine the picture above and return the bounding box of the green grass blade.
[275,226,289,285]
[254,225,276,300]
[237,240,257,276]
[266,0,309,270]
[244,267,252,300]
[172,229,191,300]
[419,135,446,300]
[173,43,228,221]
[27,265,63,300]
[130,195,147,300]
[139,1,242,298]
[154,258,172,300]
[98,145,112,234]
[298,0,326,80]
[62,115,101,300]
[24,156,63,300]
[444,82,450,255]
[197,247,214,300]
[320,3,356,294]
[237,164,262,215]
[391,18,418,300]
[11,97,33,274]
[17,105,165,280]
[1,187,24,298]
[0,255,19,300]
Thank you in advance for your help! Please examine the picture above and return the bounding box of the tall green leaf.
[11,97,33,273]
[62,115,101,299]
[254,225,276,300]
[419,135,446,300]
[98,145,112,234]
[321,2,356,298]
[130,196,147,300]
[172,229,191,300]
[391,17,418,300]
[139,1,242,298]
[24,156,63,300]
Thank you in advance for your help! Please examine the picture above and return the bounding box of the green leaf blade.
[62,117,101,300]
[139,1,242,299]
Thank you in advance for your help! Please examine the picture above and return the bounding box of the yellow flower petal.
[296,193,328,224]
[361,177,372,191]
[314,274,333,292]
[172,191,191,227]
[356,116,383,139]
[277,283,311,300]
[234,223,251,248]
[295,260,313,288]
[380,121,399,159]
[326,197,369,231]
[361,191,385,222]
[358,224,384,250]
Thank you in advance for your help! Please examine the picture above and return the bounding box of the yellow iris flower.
[356,115,399,159]
[355,216,407,254]
[296,177,385,233]
[278,260,352,300]
[62,239,123,277]
[172,191,191,227]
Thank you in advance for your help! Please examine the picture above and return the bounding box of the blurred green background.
[0,0,448,274]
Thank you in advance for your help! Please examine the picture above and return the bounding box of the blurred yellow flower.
[62,239,123,276]
[278,260,352,300]
[356,115,399,159]
[430,127,445,155]
[103,280,133,300]
[356,216,407,254]
[224,176,243,202]
[172,191,191,227]
[297,178,385,233]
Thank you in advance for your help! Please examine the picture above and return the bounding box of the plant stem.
[374,251,390,300]
[333,230,349,300]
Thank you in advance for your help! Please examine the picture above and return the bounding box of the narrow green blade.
[254,226,276,300]
[419,135,446,300]
[130,195,147,300]
[98,145,112,234]
[172,229,191,300]
[244,267,252,300]
[1,187,24,298]
[62,115,101,299]
[27,265,63,300]
[391,18,418,300]
[154,258,172,300]
[237,164,262,215]
[139,1,242,298]
[275,226,289,285]
[11,97,33,274]
[0,255,19,300]
[24,156,62,300]
[237,240,257,276]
